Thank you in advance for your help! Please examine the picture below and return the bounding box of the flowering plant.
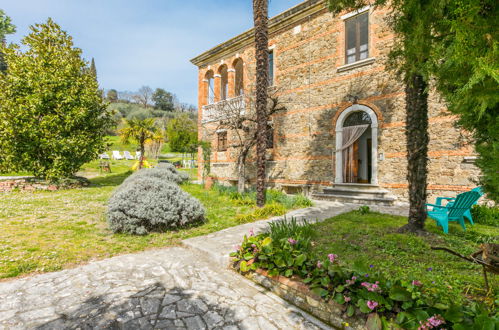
[230,226,498,329]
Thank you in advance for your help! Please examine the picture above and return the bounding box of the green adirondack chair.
[434,187,483,225]
[426,190,481,234]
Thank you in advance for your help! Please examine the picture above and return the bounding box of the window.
[268,50,274,86]
[219,65,228,101]
[345,12,369,64]
[217,131,228,151]
[266,123,274,149]
[205,70,214,104]
[234,58,244,96]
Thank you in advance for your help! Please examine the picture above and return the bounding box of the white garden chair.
[135,151,141,160]
[123,151,135,160]
[99,152,110,160]
[112,151,124,160]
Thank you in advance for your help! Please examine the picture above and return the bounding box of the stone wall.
[0,177,88,192]
[244,268,367,329]
[193,3,481,203]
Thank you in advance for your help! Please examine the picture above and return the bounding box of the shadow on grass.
[90,171,133,187]
[36,284,241,329]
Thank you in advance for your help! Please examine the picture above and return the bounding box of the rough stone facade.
[191,0,480,203]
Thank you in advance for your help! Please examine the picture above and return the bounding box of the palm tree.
[120,118,157,169]
[253,0,269,207]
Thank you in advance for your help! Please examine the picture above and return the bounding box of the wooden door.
[345,141,359,183]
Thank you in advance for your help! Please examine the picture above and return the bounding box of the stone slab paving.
[0,247,330,330]
[0,199,408,330]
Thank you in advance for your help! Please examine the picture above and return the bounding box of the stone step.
[323,187,388,198]
[312,193,396,206]
[332,183,382,191]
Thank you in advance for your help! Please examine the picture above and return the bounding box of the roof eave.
[190,0,326,67]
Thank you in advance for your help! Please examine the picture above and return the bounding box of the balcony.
[201,95,245,123]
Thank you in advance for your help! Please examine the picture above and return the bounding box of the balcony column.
[214,74,221,103]
[201,79,209,107]
[227,69,236,99]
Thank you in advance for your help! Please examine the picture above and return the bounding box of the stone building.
[190,0,480,205]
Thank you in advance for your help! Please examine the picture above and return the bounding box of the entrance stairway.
[312,183,397,206]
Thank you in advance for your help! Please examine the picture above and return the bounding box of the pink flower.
[328,254,338,262]
[428,315,445,327]
[344,296,351,302]
[317,261,323,268]
[367,300,378,310]
[351,276,357,280]
[412,280,423,287]
[249,229,254,236]
[288,238,297,245]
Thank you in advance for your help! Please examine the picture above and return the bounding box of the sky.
[2,0,304,106]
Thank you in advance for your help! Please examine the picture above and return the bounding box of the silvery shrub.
[107,165,204,235]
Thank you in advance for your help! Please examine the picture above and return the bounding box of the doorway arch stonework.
[334,104,380,185]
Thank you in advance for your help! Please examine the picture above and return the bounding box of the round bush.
[121,162,188,188]
[107,176,205,235]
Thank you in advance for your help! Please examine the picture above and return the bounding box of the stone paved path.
[0,200,408,329]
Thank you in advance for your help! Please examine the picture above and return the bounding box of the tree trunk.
[399,73,429,233]
[139,136,145,170]
[253,0,269,207]
[237,158,246,193]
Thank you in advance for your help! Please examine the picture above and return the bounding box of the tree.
[133,86,153,108]
[166,114,197,154]
[205,88,286,193]
[0,9,16,72]
[107,89,118,102]
[90,57,97,79]
[431,0,499,202]
[152,88,174,111]
[328,0,438,233]
[0,18,112,180]
[253,0,269,207]
[120,118,157,169]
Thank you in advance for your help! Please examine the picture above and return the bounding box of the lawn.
[310,209,499,305]
[0,166,293,279]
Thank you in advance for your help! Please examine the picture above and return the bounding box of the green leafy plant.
[470,205,499,227]
[0,19,112,180]
[231,221,498,329]
[357,206,371,215]
[267,217,314,246]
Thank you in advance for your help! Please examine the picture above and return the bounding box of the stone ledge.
[337,58,376,73]
[241,268,368,329]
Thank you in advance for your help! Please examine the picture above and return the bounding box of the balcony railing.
[201,95,245,123]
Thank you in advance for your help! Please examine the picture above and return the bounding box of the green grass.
[310,209,499,304]
[0,165,297,279]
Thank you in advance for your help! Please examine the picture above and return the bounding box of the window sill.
[337,57,376,73]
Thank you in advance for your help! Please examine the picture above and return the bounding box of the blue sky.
[2,0,303,106]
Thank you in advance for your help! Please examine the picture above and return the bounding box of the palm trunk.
[139,136,145,170]
[399,73,429,233]
[253,0,269,207]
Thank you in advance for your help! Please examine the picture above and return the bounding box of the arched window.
[205,70,214,104]
[233,58,244,96]
[343,111,372,127]
[219,65,228,101]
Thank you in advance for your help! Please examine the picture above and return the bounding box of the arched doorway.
[334,104,379,184]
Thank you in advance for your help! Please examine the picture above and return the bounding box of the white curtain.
[340,124,369,183]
